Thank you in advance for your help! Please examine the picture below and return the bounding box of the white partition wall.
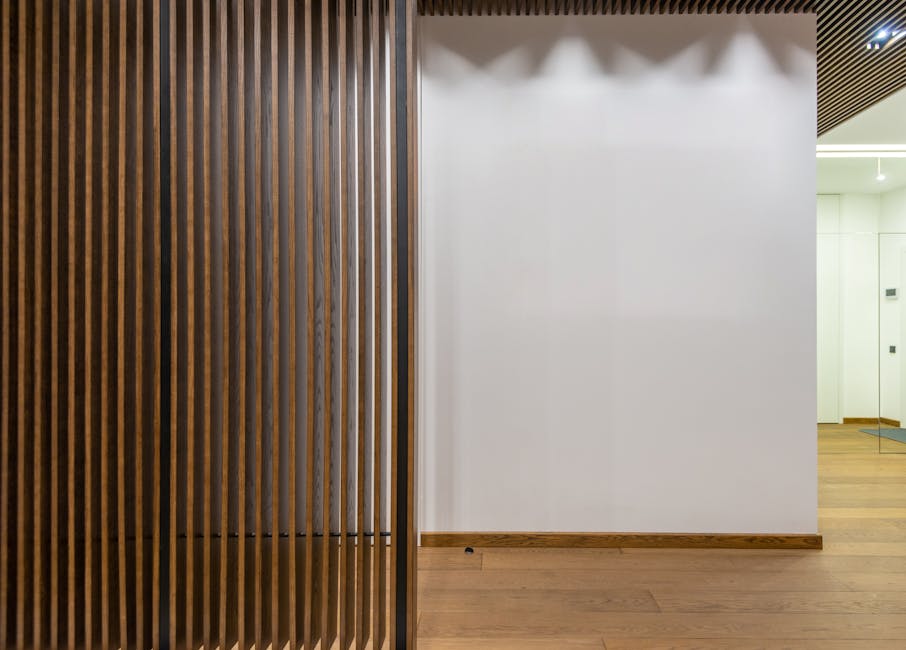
[418,15,817,535]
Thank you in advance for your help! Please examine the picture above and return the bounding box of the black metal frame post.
[393,0,412,646]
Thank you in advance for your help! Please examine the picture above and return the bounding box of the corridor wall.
[419,15,818,535]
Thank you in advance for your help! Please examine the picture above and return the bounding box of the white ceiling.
[816,86,906,195]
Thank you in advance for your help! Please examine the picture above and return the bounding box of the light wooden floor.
[417,424,906,649]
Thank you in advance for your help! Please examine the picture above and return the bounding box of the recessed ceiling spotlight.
[867,28,906,50]
[877,158,887,182]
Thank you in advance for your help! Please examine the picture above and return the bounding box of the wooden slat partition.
[0,0,417,648]
[0,0,162,647]
[164,1,416,648]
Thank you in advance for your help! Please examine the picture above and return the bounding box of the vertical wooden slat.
[320,0,334,642]
[338,0,351,644]
[168,0,178,644]
[185,0,198,645]
[100,1,112,644]
[286,0,299,645]
[270,0,282,645]
[49,0,61,645]
[65,0,77,645]
[202,0,213,647]
[354,0,369,643]
[83,0,95,644]
[0,0,11,643]
[387,0,398,642]
[252,0,264,646]
[17,0,27,642]
[152,0,163,645]
[218,0,230,646]
[303,0,317,644]
[116,0,129,647]
[33,0,45,645]
[135,0,146,646]
[236,0,248,647]
[370,0,386,642]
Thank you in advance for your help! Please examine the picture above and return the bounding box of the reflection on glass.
[878,233,906,453]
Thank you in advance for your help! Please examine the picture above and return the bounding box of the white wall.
[879,188,906,423]
[839,197,881,422]
[882,187,906,232]
[817,195,840,423]
[419,16,817,534]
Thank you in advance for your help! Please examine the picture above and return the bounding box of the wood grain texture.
[417,425,906,649]
[152,0,163,645]
[0,1,413,647]
[168,0,178,644]
[235,1,248,647]
[218,0,230,647]
[421,533,824,550]
[0,0,160,645]
[388,0,399,643]
[371,0,387,642]
[100,1,111,643]
[185,1,197,645]
[286,0,299,646]
[135,0,146,647]
[270,0,281,645]
[49,2,61,646]
[252,0,264,646]
[0,0,10,643]
[33,0,46,647]
[303,0,317,644]
[339,0,352,642]
[83,0,95,644]
[202,1,213,647]
[355,0,370,643]
[320,0,335,642]
[116,1,128,647]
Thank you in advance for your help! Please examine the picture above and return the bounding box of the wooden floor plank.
[418,639,605,650]
[603,640,906,650]
[651,590,906,614]
[418,611,906,640]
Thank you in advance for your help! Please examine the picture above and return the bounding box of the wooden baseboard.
[420,532,823,550]
[843,417,901,427]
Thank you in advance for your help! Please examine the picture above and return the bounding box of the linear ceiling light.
[816,145,906,158]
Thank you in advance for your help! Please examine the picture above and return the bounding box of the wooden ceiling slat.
[417,0,905,135]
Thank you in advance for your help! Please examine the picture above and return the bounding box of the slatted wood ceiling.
[417,0,906,136]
